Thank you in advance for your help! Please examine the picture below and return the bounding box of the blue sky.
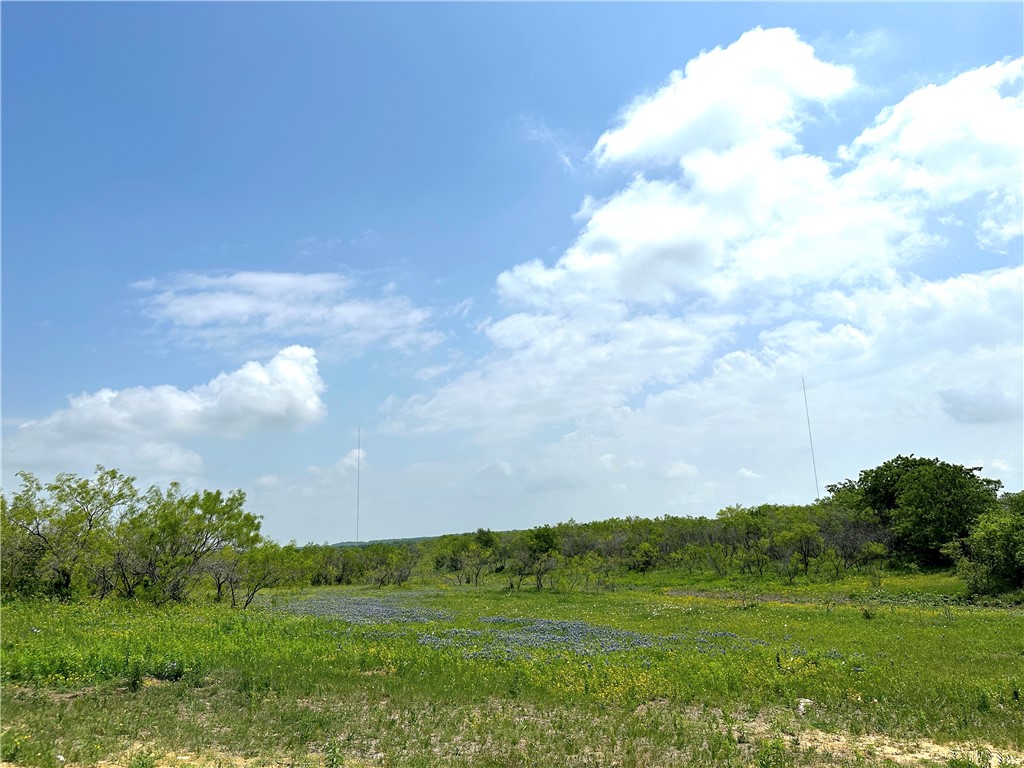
[3,3,1022,545]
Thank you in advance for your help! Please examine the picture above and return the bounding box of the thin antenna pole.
[802,375,820,500]
[356,428,361,543]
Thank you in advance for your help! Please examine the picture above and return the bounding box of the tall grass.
[2,574,1022,767]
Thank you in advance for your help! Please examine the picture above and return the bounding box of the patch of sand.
[3,713,1021,767]
[732,711,1023,768]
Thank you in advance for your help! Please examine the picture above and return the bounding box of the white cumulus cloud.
[4,346,327,483]
[500,38,1021,312]
[842,57,1023,247]
[594,26,856,165]
[388,27,1022,511]
[390,309,737,440]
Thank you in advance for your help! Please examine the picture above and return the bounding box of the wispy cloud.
[519,113,576,171]
[134,270,443,358]
[295,231,380,258]
[667,461,699,479]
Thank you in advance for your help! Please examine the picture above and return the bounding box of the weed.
[755,737,792,768]
[125,654,144,692]
[945,747,993,767]
[125,749,157,768]
[323,739,345,768]
[0,727,30,763]
[977,690,991,712]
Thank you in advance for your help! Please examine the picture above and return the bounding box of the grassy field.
[1,573,1022,767]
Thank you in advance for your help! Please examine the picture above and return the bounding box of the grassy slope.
[1,571,1022,768]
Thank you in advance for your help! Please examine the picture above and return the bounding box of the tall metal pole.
[356,427,361,543]
[802,376,820,500]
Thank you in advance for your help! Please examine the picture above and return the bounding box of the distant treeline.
[2,455,1021,605]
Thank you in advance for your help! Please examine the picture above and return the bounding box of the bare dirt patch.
[3,748,375,768]
[3,707,1021,767]
[795,728,1020,767]
[736,713,1023,767]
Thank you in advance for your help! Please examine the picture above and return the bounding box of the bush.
[950,491,1024,596]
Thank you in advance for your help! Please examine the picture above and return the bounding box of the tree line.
[2,456,1020,605]
[423,455,1019,596]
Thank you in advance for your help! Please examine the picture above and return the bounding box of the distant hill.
[328,535,435,549]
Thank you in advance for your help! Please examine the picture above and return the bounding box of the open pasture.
[2,581,1022,767]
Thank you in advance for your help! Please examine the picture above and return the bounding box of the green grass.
[619,564,966,600]
[2,573,1022,767]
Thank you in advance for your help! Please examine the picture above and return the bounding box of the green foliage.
[125,752,157,768]
[475,526,498,550]
[0,495,47,597]
[629,541,659,572]
[945,748,996,767]
[364,541,416,587]
[306,542,368,586]
[1,467,262,604]
[891,462,1000,566]
[430,534,494,586]
[323,739,345,768]
[827,455,1001,567]
[952,491,1024,596]
[2,466,140,599]
[528,525,558,558]
[123,483,261,603]
[810,547,844,582]
[499,528,561,590]
[754,737,792,768]
[230,541,307,608]
[555,551,610,592]
[3,456,1017,610]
